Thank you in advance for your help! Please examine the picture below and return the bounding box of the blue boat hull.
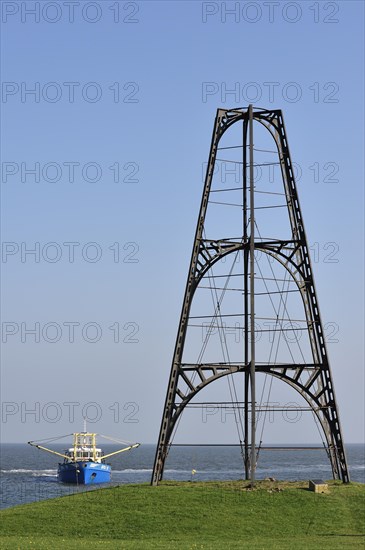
[58,462,111,484]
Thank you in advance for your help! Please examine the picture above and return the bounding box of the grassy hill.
[1,480,364,549]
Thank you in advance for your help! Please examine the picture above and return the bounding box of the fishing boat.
[28,430,140,485]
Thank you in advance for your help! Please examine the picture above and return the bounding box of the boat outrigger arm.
[28,439,140,461]
[27,442,72,461]
[102,444,140,460]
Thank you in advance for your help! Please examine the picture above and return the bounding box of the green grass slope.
[1,480,364,549]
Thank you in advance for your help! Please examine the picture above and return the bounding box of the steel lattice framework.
[151,106,349,485]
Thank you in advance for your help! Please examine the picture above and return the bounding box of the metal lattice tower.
[151,106,349,486]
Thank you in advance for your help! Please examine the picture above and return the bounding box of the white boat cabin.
[63,432,104,463]
[64,447,104,463]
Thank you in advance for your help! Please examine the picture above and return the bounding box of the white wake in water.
[1,469,57,476]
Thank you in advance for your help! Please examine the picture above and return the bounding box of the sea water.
[1,443,364,509]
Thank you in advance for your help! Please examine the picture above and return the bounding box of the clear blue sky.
[1,1,364,444]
